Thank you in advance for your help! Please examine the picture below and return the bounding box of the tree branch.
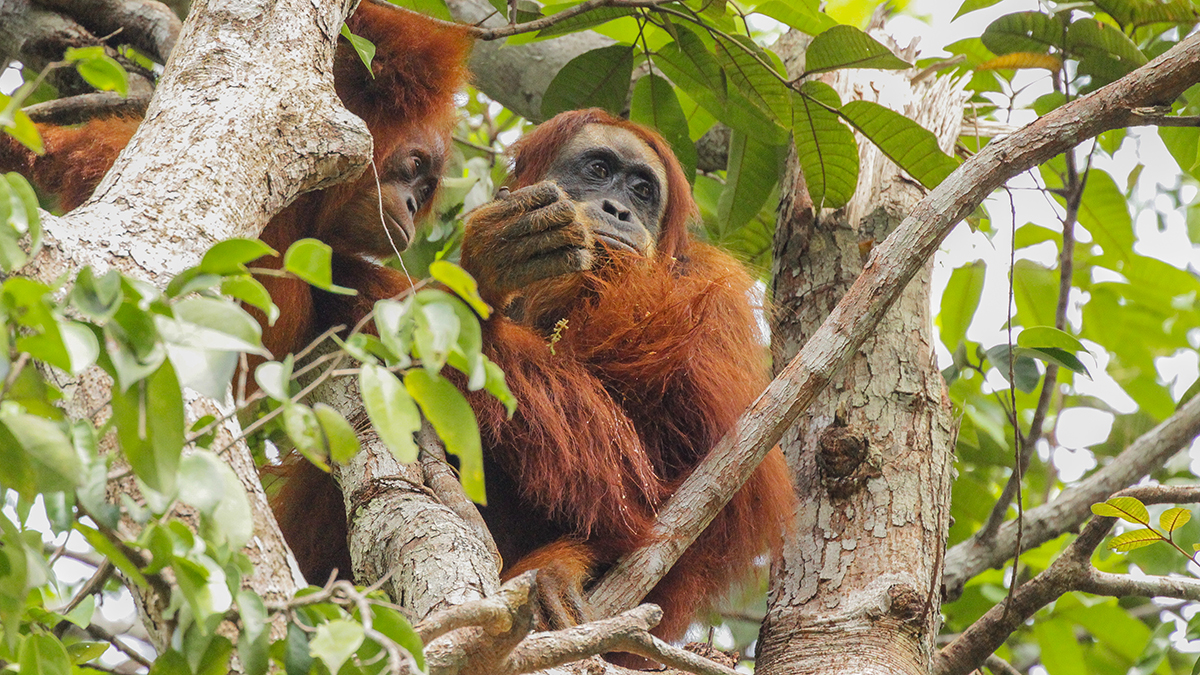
[588,28,1200,619]
[1127,107,1200,127]
[936,485,1200,675]
[24,83,153,124]
[38,0,182,62]
[943,393,1200,600]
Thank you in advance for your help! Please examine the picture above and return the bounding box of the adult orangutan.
[451,108,795,640]
[0,1,474,587]
[0,1,471,363]
[280,107,794,639]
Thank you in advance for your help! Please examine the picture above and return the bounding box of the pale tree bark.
[13,0,372,648]
[756,36,965,675]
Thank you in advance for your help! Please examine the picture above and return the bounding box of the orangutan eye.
[588,160,610,179]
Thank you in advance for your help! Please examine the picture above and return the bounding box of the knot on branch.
[886,583,926,624]
[817,424,873,497]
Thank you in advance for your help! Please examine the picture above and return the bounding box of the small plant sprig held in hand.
[1092,496,1199,566]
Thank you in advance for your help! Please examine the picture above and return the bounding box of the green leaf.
[373,297,414,368]
[753,0,837,35]
[111,360,184,494]
[254,358,292,401]
[1160,507,1191,533]
[1075,169,1133,263]
[413,295,461,372]
[803,25,911,74]
[221,276,279,326]
[542,45,634,119]
[483,358,517,416]
[283,403,329,470]
[1180,375,1200,408]
[839,100,959,189]
[1,106,44,155]
[955,0,1003,20]
[717,131,778,232]
[76,523,148,588]
[713,35,791,124]
[981,12,1065,56]
[938,260,985,350]
[652,27,727,113]
[1066,18,1147,82]
[985,344,1040,393]
[178,451,226,515]
[314,404,360,464]
[165,268,221,298]
[429,260,490,317]
[1014,223,1059,250]
[370,605,425,671]
[64,593,95,629]
[67,641,108,665]
[340,24,376,73]
[65,46,129,96]
[285,621,314,675]
[4,277,72,372]
[360,362,421,463]
[1016,326,1086,353]
[1012,260,1057,328]
[159,296,266,399]
[1034,617,1087,675]
[236,591,270,675]
[284,238,355,295]
[19,633,71,675]
[1013,346,1090,377]
[406,369,486,504]
[792,82,858,209]
[6,172,40,256]
[1109,528,1162,552]
[630,74,698,182]
[537,6,639,38]
[71,267,122,322]
[0,410,80,499]
[174,555,233,632]
[200,238,277,275]
[149,649,191,675]
[385,0,454,20]
[310,620,364,674]
[1091,496,1151,524]
[181,450,254,548]
[171,296,266,351]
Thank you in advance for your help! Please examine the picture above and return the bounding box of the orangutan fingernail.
[496,186,511,199]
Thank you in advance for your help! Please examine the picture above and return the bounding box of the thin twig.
[61,560,114,616]
[85,623,153,668]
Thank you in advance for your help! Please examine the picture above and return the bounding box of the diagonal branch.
[587,29,1200,619]
[943,393,1200,600]
[935,485,1200,675]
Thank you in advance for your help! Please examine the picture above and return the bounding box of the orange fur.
[470,109,795,641]
[2,6,472,585]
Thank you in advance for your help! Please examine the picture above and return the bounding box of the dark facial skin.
[318,128,446,256]
[544,125,666,256]
[460,124,669,307]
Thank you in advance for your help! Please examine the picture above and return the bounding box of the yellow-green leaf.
[977,52,1062,72]
[1108,528,1162,552]
[1091,496,1149,524]
[1160,507,1191,533]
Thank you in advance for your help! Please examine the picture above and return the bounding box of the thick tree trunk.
[16,0,370,650]
[758,39,965,674]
